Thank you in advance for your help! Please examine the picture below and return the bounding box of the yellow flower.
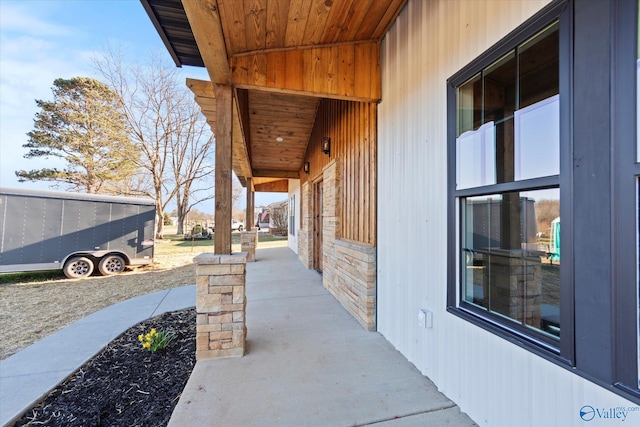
[143,342,151,349]
[150,328,156,335]
[138,334,143,342]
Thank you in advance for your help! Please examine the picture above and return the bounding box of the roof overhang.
[142,0,407,189]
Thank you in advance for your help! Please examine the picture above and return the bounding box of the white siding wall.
[377,1,637,426]
[288,179,300,254]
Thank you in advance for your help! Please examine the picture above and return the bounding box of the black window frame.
[446,0,640,405]
[612,0,639,398]
[447,0,572,362]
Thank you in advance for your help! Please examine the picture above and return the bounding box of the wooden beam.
[230,42,380,101]
[182,0,231,85]
[214,84,233,254]
[252,177,281,186]
[188,78,253,187]
[231,96,252,181]
[252,169,300,179]
[234,88,252,160]
[187,78,216,97]
[254,179,289,193]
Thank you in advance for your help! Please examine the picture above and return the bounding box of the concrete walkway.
[0,285,196,426]
[169,247,477,426]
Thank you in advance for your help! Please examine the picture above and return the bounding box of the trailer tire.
[63,256,95,279]
[98,255,126,276]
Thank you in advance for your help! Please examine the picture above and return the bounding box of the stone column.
[485,249,542,328]
[240,230,258,262]
[298,181,313,268]
[194,252,247,360]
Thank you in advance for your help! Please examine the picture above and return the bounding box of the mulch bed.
[12,309,196,427]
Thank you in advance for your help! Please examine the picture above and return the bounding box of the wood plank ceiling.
[142,0,407,189]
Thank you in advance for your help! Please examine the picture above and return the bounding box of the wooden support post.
[214,84,233,255]
[245,178,254,231]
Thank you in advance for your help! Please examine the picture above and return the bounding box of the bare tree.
[93,46,215,238]
[535,199,560,235]
[170,99,215,234]
[269,202,289,236]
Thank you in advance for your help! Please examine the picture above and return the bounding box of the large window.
[448,0,640,404]
[454,22,562,346]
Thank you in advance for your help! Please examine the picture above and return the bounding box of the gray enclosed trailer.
[0,187,155,279]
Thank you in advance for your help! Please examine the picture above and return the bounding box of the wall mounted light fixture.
[304,162,310,174]
[322,137,331,156]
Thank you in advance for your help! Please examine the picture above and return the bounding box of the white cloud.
[0,2,75,38]
[0,2,96,190]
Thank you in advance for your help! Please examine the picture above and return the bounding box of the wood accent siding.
[230,42,381,101]
[302,98,376,246]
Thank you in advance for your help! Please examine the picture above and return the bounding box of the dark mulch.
[12,309,196,427]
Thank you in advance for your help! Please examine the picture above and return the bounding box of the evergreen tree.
[16,77,137,193]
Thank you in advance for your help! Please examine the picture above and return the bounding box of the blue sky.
[0,0,283,209]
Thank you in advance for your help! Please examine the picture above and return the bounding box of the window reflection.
[457,122,496,189]
[519,24,560,109]
[457,73,482,136]
[455,23,559,189]
[484,52,516,124]
[462,189,560,338]
[515,95,560,180]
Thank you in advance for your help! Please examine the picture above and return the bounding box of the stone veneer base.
[194,252,247,360]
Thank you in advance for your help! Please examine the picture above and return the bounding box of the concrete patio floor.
[169,246,477,426]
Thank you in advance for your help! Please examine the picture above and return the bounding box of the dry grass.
[0,232,288,360]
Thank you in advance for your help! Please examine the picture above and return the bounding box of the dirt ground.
[0,238,287,360]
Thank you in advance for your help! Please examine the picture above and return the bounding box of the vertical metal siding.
[378,1,638,425]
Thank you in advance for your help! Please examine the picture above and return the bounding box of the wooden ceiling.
[247,91,320,174]
[216,0,406,56]
[143,0,407,189]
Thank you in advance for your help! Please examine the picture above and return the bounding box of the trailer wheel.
[98,255,126,276]
[63,256,95,279]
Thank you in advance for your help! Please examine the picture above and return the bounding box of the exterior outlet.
[418,309,433,328]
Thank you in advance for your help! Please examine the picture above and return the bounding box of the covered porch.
[142,0,388,345]
[169,245,476,426]
[141,0,393,257]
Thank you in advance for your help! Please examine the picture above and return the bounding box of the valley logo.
[579,405,639,422]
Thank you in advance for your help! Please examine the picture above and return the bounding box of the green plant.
[138,328,176,352]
